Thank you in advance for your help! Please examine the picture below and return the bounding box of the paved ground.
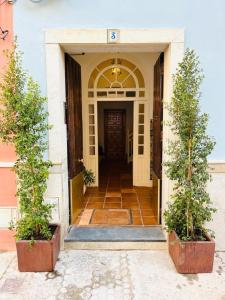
[0,250,225,300]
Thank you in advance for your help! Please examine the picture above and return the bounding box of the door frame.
[88,97,149,187]
[45,28,184,244]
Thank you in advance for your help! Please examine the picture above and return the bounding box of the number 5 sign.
[107,29,120,43]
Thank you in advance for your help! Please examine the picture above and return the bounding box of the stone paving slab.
[0,252,15,278]
[0,250,225,300]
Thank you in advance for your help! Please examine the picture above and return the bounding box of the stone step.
[64,226,167,250]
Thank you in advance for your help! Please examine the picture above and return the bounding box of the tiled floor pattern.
[75,161,158,226]
[91,209,131,225]
[2,251,225,300]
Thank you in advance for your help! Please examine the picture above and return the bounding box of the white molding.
[45,28,184,44]
[0,206,17,209]
[208,160,225,164]
[0,162,14,168]
[0,206,18,228]
[46,43,69,249]
[208,161,225,173]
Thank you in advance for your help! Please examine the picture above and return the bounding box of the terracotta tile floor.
[91,209,131,225]
[75,161,158,226]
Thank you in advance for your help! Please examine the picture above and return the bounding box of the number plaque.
[107,29,120,43]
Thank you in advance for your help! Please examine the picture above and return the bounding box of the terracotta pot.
[16,224,60,272]
[168,230,215,274]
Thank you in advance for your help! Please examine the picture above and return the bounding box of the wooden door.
[152,53,164,224]
[153,53,164,179]
[65,53,84,224]
[104,110,126,161]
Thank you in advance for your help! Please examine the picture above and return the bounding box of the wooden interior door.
[65,53,84,224]
[104,110,126,161]
[153,53,164,179]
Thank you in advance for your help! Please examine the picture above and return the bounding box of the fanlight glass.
[88,58,145,90]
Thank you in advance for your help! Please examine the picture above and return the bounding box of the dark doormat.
[65,226,166,242]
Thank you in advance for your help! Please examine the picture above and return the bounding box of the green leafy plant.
[163,49,216,241]
[0,43,53,243]
[83,168,95,186]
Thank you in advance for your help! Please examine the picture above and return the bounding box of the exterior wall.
[0,2,16,251]
[13,0,225,160]
[1,1,225,250]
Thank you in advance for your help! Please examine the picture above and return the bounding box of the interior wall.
[98,101,133,156]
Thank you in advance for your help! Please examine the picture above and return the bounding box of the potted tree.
[164,49,216,274]
[83,167,95,194]
[0,44,60,272]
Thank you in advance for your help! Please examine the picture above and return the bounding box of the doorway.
[104,109,126,161]
[45,28,184,242]
[65,54,163,227]
[98,101,133,190]
[75,97,158,227]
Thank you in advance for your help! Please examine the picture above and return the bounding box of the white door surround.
[85,56,149,187]
[45,29,184,245]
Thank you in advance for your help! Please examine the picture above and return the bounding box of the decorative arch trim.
[88,57,145,99]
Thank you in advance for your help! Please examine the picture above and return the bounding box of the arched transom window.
[88,58,145,99]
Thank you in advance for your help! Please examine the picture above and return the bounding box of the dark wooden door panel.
[104,110,126,161]
[65,53,83,179]
[153,53,164,179]
[65,53,84,224]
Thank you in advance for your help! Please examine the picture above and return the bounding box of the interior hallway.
[75,161,158,226]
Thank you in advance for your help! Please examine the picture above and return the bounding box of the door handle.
[77,158,84,163]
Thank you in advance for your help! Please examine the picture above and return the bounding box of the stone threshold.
[64,241,167,250]
[64,226,167,250]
